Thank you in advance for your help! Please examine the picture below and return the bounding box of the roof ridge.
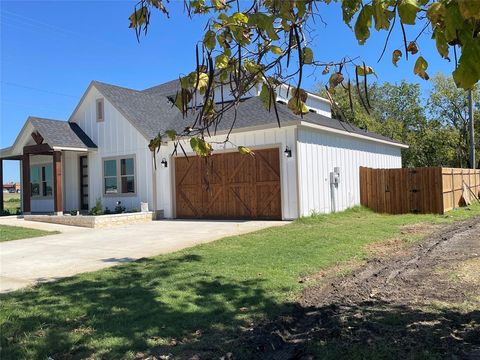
[29,116,67,123]
[92,80,141,93]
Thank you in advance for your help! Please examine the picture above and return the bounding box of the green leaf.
[129,6,148,28]
[398,0,420,25]
[392,49,402,66]
[232,12,248,24]
[342,0,362,25]
[215,54,229,69]
[372,0,390,31]
[444,3,463,43]
[458,0,480,20]
[238,146,255,156]
[329,72,344,89]
[211,0,226,10]
[270,46,283,55]
[287,88,309,115]
[259,83,276,109]
[432,29,449,60]
[354,5,373,45]
[356,65,375,76]
[452,38,480,89]
[302,47,314,64]
[190,137,213,157]
[414,56,430,80]
[165,130,177,141]
[204,30,216,50]
[426,2,446,25]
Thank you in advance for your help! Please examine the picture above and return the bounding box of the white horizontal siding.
[70,86,153,212]
[156,126,299,220]
[297,127,402,216]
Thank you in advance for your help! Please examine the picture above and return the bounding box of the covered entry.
[175,148,282,219]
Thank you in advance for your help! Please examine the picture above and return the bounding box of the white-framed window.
[103,156,135,195]
[30,164,53,198]
[96,98,104,122]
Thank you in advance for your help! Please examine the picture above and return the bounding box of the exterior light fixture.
[160,158,168,168]
[284,146,292,158]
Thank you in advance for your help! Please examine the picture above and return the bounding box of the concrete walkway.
[0,218,287,293]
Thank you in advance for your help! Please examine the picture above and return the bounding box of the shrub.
[89,198,103,216]
[0,209,11,217]
[69,210,78,216]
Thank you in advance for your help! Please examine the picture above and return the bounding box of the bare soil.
[233,217,480,359]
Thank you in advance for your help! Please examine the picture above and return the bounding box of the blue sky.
[1,1,456,181]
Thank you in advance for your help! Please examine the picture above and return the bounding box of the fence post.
[451,168,455,210]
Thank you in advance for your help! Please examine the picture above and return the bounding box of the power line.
[1,81,78,98]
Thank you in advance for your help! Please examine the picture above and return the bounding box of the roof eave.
[299,121,409,149]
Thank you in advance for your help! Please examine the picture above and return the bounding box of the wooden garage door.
[175,148,281,219]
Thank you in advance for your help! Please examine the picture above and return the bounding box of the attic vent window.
[96,98,104,122]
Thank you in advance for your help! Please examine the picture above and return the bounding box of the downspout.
[151,151,158,219]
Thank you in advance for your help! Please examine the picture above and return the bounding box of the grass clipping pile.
[238,217,480,359]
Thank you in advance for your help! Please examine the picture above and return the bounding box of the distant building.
[3,182,20,193]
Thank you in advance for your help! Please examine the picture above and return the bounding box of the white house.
[0,78,407,220]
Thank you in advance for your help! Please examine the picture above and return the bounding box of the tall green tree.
[428,73,480,168]
[328,76,476,168]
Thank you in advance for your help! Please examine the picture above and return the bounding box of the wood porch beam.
[22,155,31,214]
[53,151,62,214]
[23,143,52,155]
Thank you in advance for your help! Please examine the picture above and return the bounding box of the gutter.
[299,121,409,149]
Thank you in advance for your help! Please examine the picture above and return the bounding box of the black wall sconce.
[284,146,292,158]
[160,158,168,168]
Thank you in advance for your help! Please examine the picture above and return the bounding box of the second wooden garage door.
[175,148,281,219]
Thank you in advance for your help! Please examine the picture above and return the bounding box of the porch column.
[22,154,31,214]
[53,151,63,215]
[0,159,3,212]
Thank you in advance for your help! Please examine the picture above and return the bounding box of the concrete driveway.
[0,218,287,293]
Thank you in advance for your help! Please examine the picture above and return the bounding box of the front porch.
[0,116,97,215]
[0,145,86,215]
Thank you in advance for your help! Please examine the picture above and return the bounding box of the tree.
[125,0,480,156]
[330,75,478,168]
[428,73,480,167]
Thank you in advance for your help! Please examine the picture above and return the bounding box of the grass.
[2,193,20,214]
[0,205,479,359]
[0,225,57,242]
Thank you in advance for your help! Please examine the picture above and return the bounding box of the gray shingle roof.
[91,80,404,146]
[29,117,97,149]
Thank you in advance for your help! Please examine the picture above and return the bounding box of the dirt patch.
[231,217,480,359]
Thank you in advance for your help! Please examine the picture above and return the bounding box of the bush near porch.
[0,205,479,359]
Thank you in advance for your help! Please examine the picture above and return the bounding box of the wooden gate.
[175,148,282,219]
[360,167,480,214]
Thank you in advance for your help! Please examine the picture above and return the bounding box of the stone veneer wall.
[25,212,154,228]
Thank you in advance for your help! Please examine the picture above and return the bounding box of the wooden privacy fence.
[359,167,480,214]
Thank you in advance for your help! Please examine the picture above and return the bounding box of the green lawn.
[1,206,479,359]
[0,225,57,242]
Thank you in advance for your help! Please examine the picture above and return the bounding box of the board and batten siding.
[297,127,402,216]
[70,86,154,211]
[155,125,299,220]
